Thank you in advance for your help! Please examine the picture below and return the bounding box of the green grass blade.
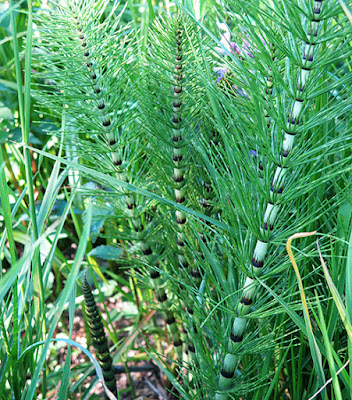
[315,294,343,400]
[287,233,326,397]
[24,205,93,400]
[0,219,61,304]
[317,240,352,342]
[0,160,17,264]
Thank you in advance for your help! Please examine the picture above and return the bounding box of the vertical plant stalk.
[70,6,141,243]
[149,261,184,360]
[215,2,324,398]
[258,42,276,182]
[171,17,203,365]
[263,43,276,132]
[82,275,118,398]
[173,18,188,274]
[172,18,188,361]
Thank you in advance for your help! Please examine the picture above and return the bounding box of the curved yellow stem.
[286,231,316,334]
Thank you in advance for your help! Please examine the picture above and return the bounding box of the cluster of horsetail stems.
[215,2,324,398]
[29,0,352,397]
[72,6,183,361]
[82,275,117,397]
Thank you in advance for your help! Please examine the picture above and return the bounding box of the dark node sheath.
[240,297,253,306]
[221,369,235,379]
[230,332,243,343]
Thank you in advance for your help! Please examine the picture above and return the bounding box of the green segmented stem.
[73,9,146,246]
[263,42,276,129]
[172,18,190,360]
[171,17,203,364]
[173,19,188,272]
[82,275,117,397]
[260,43,276,182]
[215,2,324,398]
[173,18,203,288]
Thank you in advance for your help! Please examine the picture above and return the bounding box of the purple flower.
[214,22,267,97]
[213,67,229,82]
[231,42,241,55]
[244,149,258,164]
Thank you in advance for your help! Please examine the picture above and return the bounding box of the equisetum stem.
[263,42,276,130]
[172,17,192,362]
[260,43,276,181]
[82,275,118,398]
[173,19,188,274]
[215,2,324,398]
[72,9,142,233]
[171,16,204,366]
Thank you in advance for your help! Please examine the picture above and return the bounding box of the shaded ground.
[50,288,171,400]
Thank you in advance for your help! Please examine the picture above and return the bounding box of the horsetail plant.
[82,274,118,398]
[141,13,212,372]
[171,15,204,370]
[188,0,352,398]
[171,17,204,331]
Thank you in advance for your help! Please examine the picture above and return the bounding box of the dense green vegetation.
[1,0,352,399]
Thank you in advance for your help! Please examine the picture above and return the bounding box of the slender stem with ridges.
[82,275,117,398]
[172,18,196,363]
[260,43,276,181]
[173,21,188,273]
[215,2,324,398]
[171,17,204,366]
